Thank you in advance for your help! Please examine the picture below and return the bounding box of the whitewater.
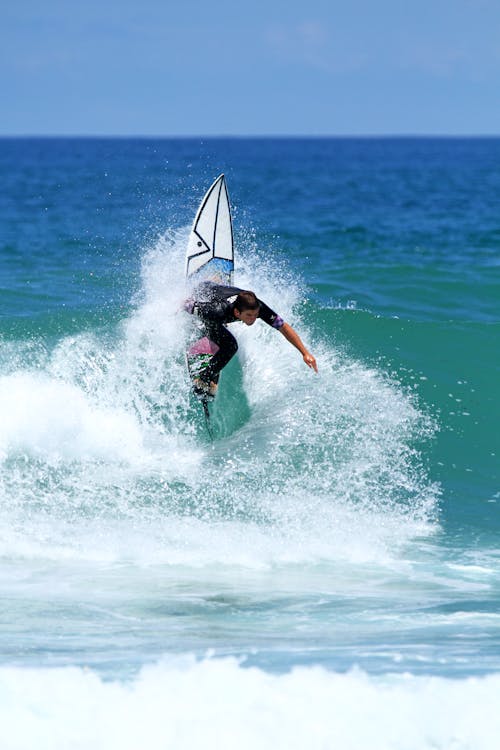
[1,237,498,749]
[1,136,500,749]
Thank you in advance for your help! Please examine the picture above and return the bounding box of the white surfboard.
[185,175,235,430]
[185,174,234,285]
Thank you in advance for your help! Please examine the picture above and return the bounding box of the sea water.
[1,137,499,749]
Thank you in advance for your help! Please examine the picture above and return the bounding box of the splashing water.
[0,232,438,571]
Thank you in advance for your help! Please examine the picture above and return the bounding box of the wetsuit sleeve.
[195,281,243,302]
[211,284,243,298]
[189,282,241,323]
[257,299,285,329]
[192,299,227,324]
[182,296,221,320]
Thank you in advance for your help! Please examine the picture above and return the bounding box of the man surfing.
[184,281,318,398]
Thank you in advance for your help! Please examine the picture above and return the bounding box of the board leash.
[202,398,214,440]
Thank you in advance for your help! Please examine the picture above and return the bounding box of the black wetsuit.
[185,282,284,383]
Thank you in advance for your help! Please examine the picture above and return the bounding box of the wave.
[0,233,439,568]
[1,656,499,750]
[315,304,500,524]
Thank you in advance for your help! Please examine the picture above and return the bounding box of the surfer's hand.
[303,352,318,372]
[278,324,318,372]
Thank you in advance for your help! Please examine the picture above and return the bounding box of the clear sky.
[2,0,499,136]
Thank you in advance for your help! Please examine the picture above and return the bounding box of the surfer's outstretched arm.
[279,323,318,372]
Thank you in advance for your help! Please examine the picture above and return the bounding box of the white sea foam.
[0,371,145,464]
[0,233,439,572]
[0,231,490,737]
[0,657,498,750]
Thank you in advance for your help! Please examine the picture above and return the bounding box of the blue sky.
[2,0,499,135]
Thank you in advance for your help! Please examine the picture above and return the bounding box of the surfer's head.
[233,291,260,325]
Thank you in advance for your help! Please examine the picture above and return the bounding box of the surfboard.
[185,174,234,286]
[185,175,234,430]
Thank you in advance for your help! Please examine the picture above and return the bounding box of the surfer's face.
[234,308,259,326]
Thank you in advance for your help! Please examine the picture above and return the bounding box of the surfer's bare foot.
[193,378,218,398]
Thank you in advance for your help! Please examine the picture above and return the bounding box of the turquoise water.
[1,137,499,748]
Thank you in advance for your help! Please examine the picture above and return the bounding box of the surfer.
[184,281,318,396]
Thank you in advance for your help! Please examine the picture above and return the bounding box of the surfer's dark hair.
[234,291,260,312]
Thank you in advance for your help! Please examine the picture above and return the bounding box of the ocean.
[0,137,499,749]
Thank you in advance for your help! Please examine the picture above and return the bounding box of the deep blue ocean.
[1,137,499,748]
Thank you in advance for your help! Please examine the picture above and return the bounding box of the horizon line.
[1,133,500,140]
